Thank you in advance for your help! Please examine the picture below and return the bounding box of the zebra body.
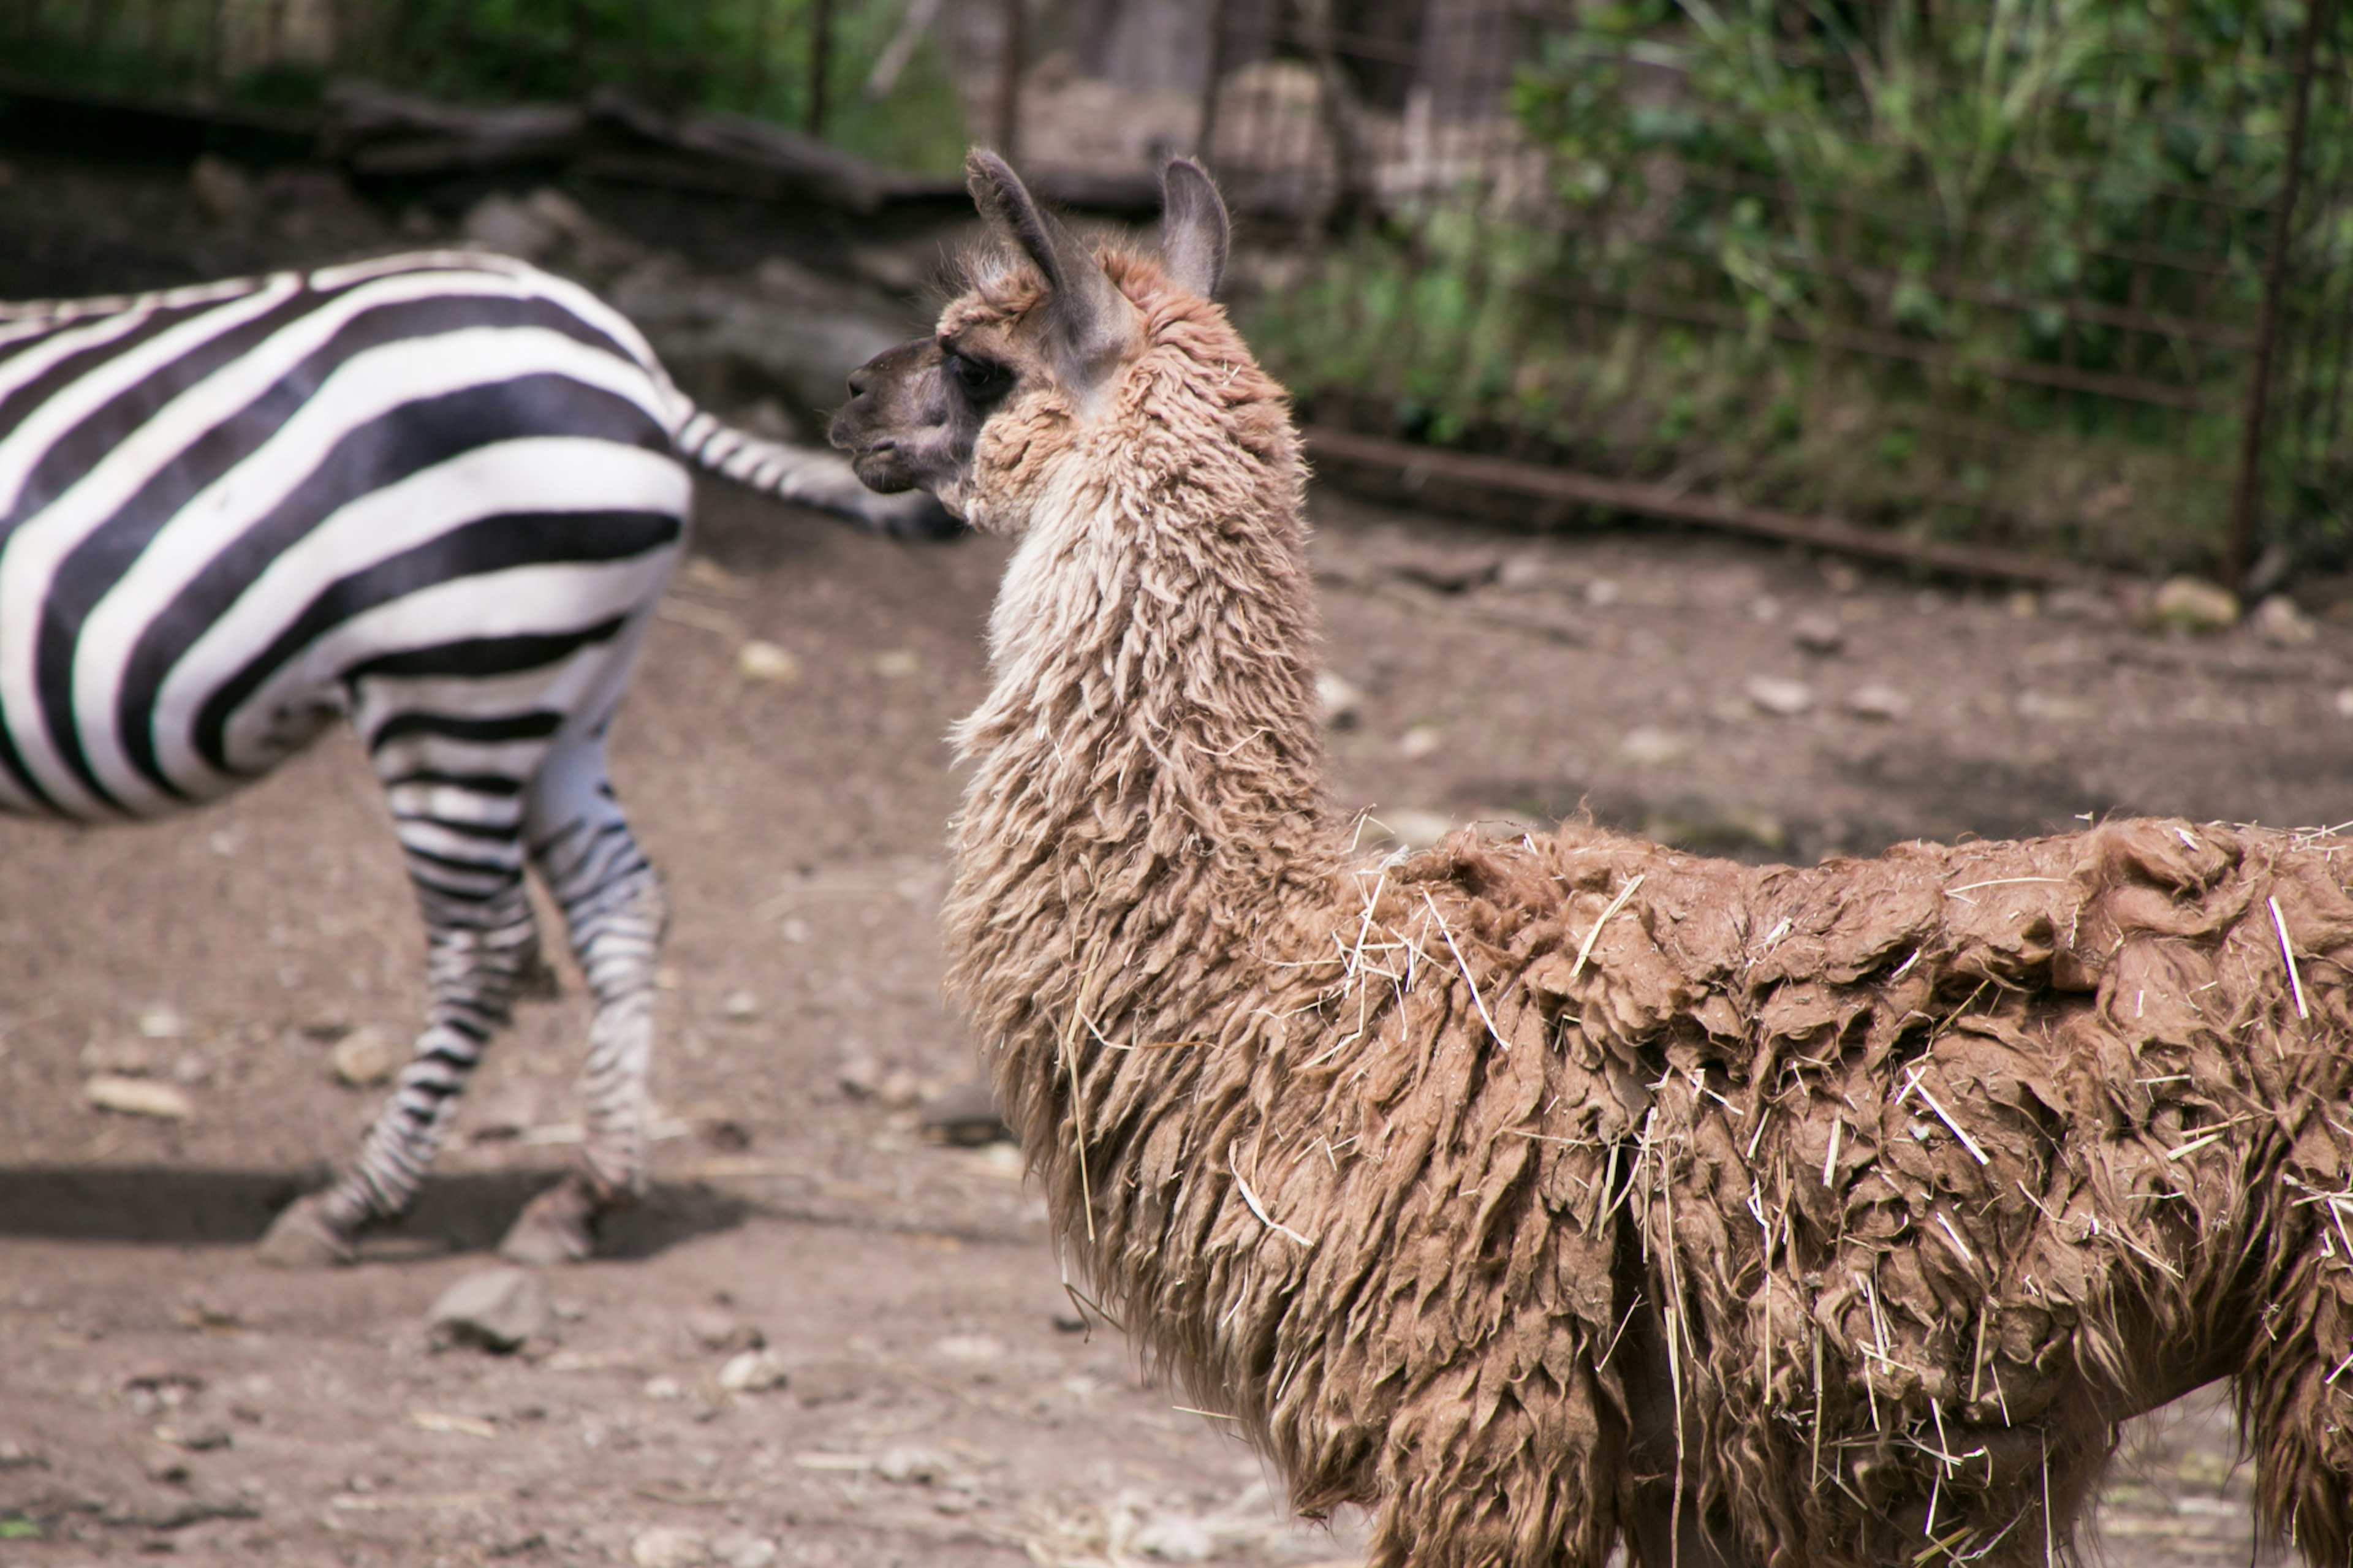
[0,250,904,1264]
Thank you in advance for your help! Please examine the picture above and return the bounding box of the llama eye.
[947,354,1010,398]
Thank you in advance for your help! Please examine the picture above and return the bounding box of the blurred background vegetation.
[5,0,2349,578]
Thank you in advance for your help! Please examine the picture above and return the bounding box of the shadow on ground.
[0,1166,748,1259]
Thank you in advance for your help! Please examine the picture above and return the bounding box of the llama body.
[2,250,934,1265]
[832,156,2353,1566]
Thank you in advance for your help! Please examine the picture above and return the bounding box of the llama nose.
[846,366,871,398]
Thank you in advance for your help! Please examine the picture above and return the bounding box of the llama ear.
[1159,157,1229,300]
[966,148,1134,394]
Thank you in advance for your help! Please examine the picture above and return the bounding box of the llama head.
[829,150,1233,529]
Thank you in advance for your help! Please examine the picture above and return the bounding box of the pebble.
[710,1535,779,1568]
[683,1307,763,1355]
[736,641,801,683]
[719,990,760,1021]
[917,1079,1011,1146]
[2149,575,2239,634]
[153,1422,231,1452]
[1844,683,1910,721]
[84,1075,193,1121]
[1745,676,1816,717]
[717,1349,790,1393]
[1397,723,1444,759]
[1363,808,1454,851]
[1790,614,1844,654]
[874,649,921,678]
[2252,594,2316,646]
[1315,672,1364,729]
[931,1333,1006,1366]
[136,1006,188,1040]
[330,1027,400,1088]
[873,1444,953,1485]
[1616,726,1687,767]
[631,1526,710,1568]
[426,1268,556,1354]
[1132,1511,1218,1562]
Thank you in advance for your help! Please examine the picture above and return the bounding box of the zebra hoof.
[256,1194,357,1268]
[497,1178,600,1266]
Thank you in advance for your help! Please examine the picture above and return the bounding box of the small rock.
[153,1423,231,1453]
[683,1307,764,1355]
[711,1535,779,1568]
[2334,687,2353,720]
[81,1040,155,1076]
[462,192,560,262]
[1389,548,1499,594]
[1844,684,1910,721]
[631,1527,710,1568]
[85,1075,193,1121]
[1790,614,1844,655]
[1616,726,1686,767]
[873,1444,952,1485]
[0,1441,45,1470]
[1315,672,1364,729]
[1132,1511,1217,1562]
[719,989,760,1021]
[2006,590,2040,619]
[1397,723,1444,759]
[137,1006,188,1040]
[717,1349,790,1393]
[930,1333,1006,1366]
[188,154,251,224]
[642,1376,684,1401]
[1748,595,1783,623]
[142,1449,191,1484]
[1745,676,1816,717]
[426,1268,556,1354]
[1585,578,1621,607]
[2252,594,2316,647]
[1496,552,1547,591]
[330,1028,400,1088]
[918,1079,1011,1146]
[1362,808,1455,852]
[736,641,801,683]
[837,1051,883,1100]
[2148,575,2239,634]
[874,649,922,679]
[877,1069,922,1110]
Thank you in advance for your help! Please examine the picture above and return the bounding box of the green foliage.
[12,0,971,175]
[1251,0,2351,570]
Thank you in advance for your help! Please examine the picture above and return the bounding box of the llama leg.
[2241,1226,2353,1564]
[258,871,539,1267]
[498,735,667,1265]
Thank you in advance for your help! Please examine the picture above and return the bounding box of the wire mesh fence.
[1211,0,2353,581]
[5,0,2348,577]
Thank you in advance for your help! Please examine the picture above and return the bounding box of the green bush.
[1246,0,2353,570]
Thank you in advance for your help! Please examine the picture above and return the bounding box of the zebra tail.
[671,404,957,539]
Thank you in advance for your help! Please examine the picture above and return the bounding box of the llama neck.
[942,372,1341,1085]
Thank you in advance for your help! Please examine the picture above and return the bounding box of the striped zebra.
[1,249,938,1268]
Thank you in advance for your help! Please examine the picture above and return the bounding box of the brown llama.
[829,151,2353,1567]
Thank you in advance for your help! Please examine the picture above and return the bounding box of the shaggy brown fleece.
[934,243,2353,1566]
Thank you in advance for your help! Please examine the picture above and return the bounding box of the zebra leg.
[259,862,539,1268]
[497,737,668,1266]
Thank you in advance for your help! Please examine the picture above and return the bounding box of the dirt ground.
[6,141,2353,1568]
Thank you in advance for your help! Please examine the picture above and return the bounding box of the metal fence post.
[807,0,834,134]
[2227,0,2330,589]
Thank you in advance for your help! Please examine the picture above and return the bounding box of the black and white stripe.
[0,250,904,1264]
